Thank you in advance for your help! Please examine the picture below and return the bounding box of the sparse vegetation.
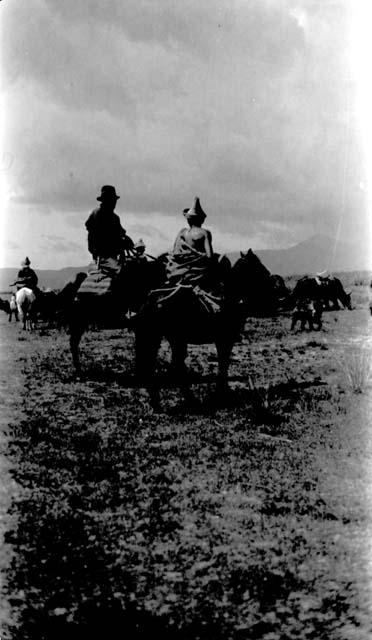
[0,307,371,639]
[338,348,372,394]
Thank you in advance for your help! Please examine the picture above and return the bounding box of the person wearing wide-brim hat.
[85,185,134,263]
[10,257,39,291]
[173,197,213,257]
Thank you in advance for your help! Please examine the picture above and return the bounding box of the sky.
[1,0,370,269]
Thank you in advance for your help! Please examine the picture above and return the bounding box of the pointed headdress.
[183,197,206,220]
[134,238,146,249]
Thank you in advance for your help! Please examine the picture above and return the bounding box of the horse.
[9,294,19,322]
[133,249,291,406]
[0,298,11,317]
[227,249,287,315]
[32,289,59,327]
[134,284,246,407]
[16,287,36,330]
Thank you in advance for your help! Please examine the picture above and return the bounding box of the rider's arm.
[203,229,213,258]
[173,229,185,251]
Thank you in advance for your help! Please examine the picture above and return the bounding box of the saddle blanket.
[147,284,223,315]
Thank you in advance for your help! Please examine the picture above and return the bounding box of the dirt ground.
[0,300,372,639]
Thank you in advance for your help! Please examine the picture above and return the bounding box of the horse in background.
[0,298,10,316]
[16,287,36,330]
[227,250,289,314]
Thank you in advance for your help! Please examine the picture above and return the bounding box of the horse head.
[0,298,10,314]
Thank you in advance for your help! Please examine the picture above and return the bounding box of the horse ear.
[240,251,245,258]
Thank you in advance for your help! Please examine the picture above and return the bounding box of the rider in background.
[85,185,134,267]
[11,257,39,291]
[133,238,147,262]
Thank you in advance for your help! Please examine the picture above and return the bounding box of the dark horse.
[228,250,289,314]
[133,250,277,405]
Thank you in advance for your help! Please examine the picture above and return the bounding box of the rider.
[11,257,39,291]
[133,238,147,262]
[173,197,214,258]
[85,185,134,266]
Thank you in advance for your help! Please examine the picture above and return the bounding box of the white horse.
[16,287,36,330]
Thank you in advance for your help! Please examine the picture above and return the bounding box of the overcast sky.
[1,0,368,268]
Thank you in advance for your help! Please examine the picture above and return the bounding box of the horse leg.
[19,309,26,330]
[169,338,195,404]
[134,326,161,408]
[69,311,87,373]
[169,338,188,378]
[216,338,233,397]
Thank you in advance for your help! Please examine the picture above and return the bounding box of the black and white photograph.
[0,1,371,638]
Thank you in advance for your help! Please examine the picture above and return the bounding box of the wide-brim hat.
[97,185,120,201]
[22,257,31,266]
[183,197,206,219]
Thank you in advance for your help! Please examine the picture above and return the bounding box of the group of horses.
[1,251,353,406]
[0,287,64,330]
[67,251,352,406]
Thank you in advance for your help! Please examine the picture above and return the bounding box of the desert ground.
[0,279,372,639]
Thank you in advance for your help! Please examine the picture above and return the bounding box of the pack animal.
[291,299,323,331]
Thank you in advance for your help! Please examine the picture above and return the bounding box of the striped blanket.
[77,258,121,296]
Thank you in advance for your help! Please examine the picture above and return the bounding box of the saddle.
[77,258,121,297]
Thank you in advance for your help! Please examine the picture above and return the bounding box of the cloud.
[2,0,366,267]
[41,235,83,253]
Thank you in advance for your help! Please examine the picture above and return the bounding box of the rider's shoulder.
[85,208,100,223]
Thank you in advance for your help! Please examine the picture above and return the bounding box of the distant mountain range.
[227,234,372,276]
[0,235,370,292]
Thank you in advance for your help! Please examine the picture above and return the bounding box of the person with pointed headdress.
[85,185,134,264]
[164,197,218,292]
[133,238,147,261]
[140,197,223,318]
[173,197,213,257]
[10,257,39,291]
